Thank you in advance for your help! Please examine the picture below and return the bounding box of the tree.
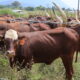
[62,8,66,10]
[0,5,5,9]
[11,1,21,8]
[25,7,34,11]
[35,6,45,10]
[66,8,71,11]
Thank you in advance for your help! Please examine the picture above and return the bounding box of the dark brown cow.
[4,27,79,80]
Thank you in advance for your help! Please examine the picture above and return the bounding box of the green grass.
[0,8,28,18]
[0,9,47,18]
[0,9,75,19]
[0,53,80,80]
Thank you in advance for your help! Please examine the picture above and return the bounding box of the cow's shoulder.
[64,28,79,42]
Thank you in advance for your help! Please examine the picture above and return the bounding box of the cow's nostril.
[6,51,15,57]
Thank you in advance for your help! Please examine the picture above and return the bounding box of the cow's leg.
[61,54,74,80]
[9,57,15,68]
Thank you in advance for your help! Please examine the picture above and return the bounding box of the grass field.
[0,9,46,18]
[0,8,75,19]
[0,53,80,80]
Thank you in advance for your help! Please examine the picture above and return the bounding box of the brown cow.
[0,20,53,49]
[4,27,79,80]
[0,23,32,50]
[0,17,57,50]
[30,23,51,31]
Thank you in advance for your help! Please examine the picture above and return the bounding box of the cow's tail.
[75,50,78,63]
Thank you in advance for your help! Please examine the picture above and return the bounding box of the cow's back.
[20,28,79,64]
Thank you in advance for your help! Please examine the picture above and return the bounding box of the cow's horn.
[52,2,67,21]
[52,8,63,23]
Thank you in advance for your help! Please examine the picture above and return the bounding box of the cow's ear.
[19,37,26,46]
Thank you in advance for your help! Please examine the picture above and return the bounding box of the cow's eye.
[14,40,18,43]
[14,40,19,45]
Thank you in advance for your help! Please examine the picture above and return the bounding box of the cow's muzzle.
[6,50,15,58]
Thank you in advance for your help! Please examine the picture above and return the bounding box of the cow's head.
[4,29,26,58]
[4,29,19,58]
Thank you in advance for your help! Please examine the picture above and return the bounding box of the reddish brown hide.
[5,27,79,80]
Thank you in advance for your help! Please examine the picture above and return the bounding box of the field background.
[0,8,75,18]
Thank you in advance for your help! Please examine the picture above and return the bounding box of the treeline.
[0,1,71,11]
[0,5,46,11]
[0,1,47,11]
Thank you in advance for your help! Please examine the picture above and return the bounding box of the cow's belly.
[31,45,61,64]
[29,34,64,64]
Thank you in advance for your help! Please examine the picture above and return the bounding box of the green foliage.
[0,9,13,15]
[11,1,21,8]
[25,7,34,11]
[0,53,80,80]
[0,5,5,9]
[0,9,28,18]
[35,6,45,10]
[0,8,75,21]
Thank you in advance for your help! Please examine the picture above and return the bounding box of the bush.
[0,9,28,18]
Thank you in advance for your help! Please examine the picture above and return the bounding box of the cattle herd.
[0,2,80,80]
